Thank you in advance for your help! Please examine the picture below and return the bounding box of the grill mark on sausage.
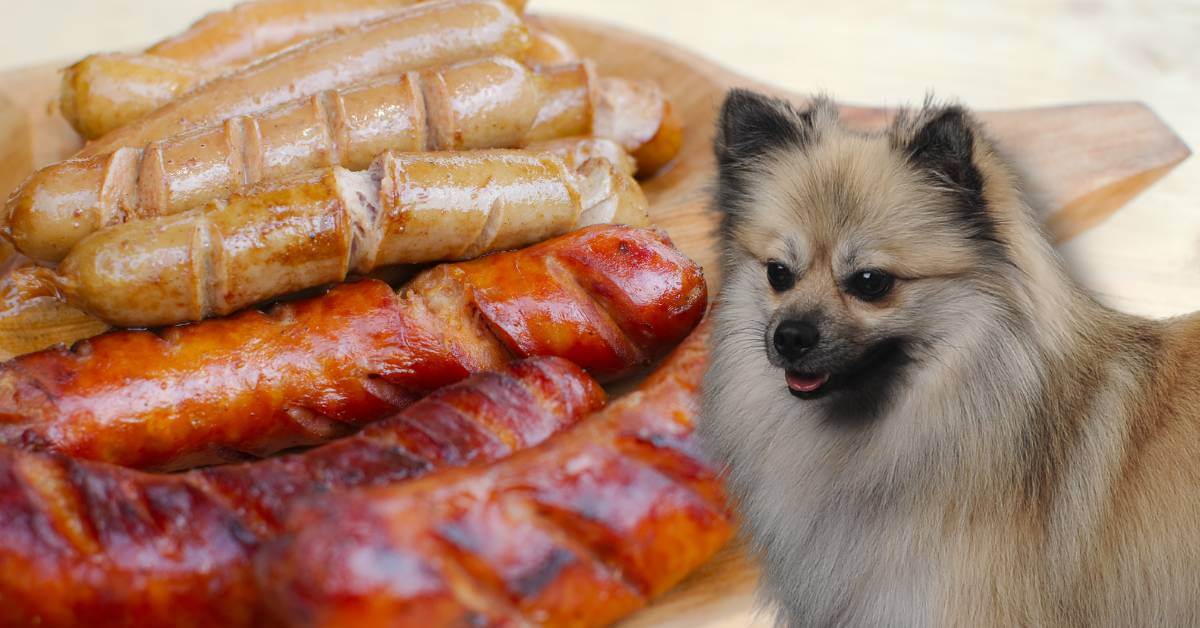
[14,454,100,555]
[316,89,350,168]
[502,491,648,598]
[99,148,140,228]
[544,254,646,365]
[427,530,534,626]
[137,141,168,218]
[411,70,436,151]
[282,405,355,441]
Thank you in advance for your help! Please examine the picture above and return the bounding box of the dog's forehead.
[735,129,980,272]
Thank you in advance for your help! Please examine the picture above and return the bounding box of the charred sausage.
[0,356,599,628]
[0,225,706,470]
[259,323,733,627]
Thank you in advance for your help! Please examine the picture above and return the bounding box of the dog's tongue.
[786,371,830,393]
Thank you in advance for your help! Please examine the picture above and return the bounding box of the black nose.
[774,320,819,359]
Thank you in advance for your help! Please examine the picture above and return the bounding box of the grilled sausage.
[594,75,684,177]
[0,137,638,359]
[42,148,647,327]
[0,225,707,470]
[60,54,216,140]
[0,356,600,628]
[76,0,531,158]
[12,57,674,262]
[530,136,637,175]
[0,262,109,361]
[50,57,597,263]
[60,0,529,139]
[259,323,733,627]
[524,18,579,67]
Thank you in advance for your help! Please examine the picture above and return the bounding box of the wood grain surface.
[0,12,1191,628]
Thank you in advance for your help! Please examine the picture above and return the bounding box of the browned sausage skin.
[148,0,527,67]
[0,225,707,470]
[32,55,578,262]
[11,56,675,263]
[78,0,531,158]
[0,356,600,628]
[258,323,733,627]
[0,137,639,359]
[61,0,532,139]
[45,148,647,327]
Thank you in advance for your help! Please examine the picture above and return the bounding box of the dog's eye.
[766,261,795,292]
[847,270,894,301]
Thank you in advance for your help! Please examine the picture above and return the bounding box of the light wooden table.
[0,2,1195,626]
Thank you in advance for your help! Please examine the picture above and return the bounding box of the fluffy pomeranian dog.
[699,90,1200,626]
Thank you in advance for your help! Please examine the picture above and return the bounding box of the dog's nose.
[774,320,819,359]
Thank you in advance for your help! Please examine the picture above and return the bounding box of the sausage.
[595,75,685,176]
[39,147,647,327]
[0,356,601,628]
[77,0,531,158]
[60,54,217,140]
[24,56,593,261]
[523,18,579,67]
[258,323,733,627]
[0,262,108,361]
[11,57,675,262]
[0,141,635,360]
[60,0,529,139]
[529,136,637,176]
[153,0,528,68]
[0,225,707,470]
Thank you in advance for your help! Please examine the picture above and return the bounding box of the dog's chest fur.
[711,346,1051,626]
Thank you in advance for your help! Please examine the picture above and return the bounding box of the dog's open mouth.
[785,371,831,398]
[782,339,909,402]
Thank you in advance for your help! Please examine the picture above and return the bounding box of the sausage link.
[0,139,641,358]
[77,0,530,159]
[12,57,679,263]
[594,76,685,177]
[19,56,584,262]
[527,136,637,176]
[0,356,599,628]
[148,0,527,67]
[45,147,645,327]
[60,0,530,139]
[258,323,733,627]
[524,18,579,67]
[0,225,707,470]
[59,54,217,140]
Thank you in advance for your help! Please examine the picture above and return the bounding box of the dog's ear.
[713,91,830,224]
[903,105,995,241]
[904,106,986,208]
[714,90,825,169]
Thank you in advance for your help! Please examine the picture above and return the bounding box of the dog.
[699,90,1200,626]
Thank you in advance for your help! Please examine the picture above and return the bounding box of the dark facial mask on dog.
[709,91,1017,423]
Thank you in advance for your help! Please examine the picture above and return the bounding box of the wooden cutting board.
[0,15,1190,627]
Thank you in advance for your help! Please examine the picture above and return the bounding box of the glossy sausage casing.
[259,324,733,627]
[78,0,530,158]
[0,225,706,470]
[60,0,531,139]
[0,357,600,628]
[149,0,526,67]
[14,57,594,262]
[12,56,686,265]
[60,54,215,140]
[0,137,641,359]
[50,148,647,326]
